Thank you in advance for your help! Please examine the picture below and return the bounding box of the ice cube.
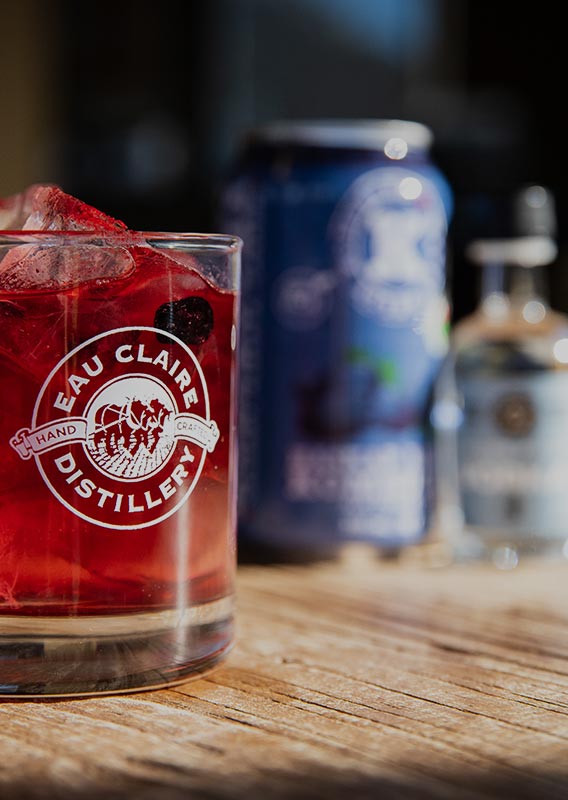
[0,185,135,291]
[0,184,39,229]
[0,242,135,292]
[0,184,127,232]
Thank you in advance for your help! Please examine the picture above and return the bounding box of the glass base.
[0,596,233,697]
[450,527,568,568]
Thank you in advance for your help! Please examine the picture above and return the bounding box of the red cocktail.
[0,187,240,694]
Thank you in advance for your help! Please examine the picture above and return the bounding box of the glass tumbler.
[0,231,240,696]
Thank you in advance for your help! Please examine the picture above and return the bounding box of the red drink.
[0,191,240,694]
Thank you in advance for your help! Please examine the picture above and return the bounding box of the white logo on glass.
[9,327,220,530]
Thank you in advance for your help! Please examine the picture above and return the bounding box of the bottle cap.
[467,185,557,267]
[513,185,556,237]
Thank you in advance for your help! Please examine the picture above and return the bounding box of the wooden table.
[2,554,568,799]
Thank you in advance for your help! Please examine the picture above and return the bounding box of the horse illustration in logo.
[87,395,175,479]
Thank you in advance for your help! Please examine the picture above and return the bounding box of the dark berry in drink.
[154,296,214,345]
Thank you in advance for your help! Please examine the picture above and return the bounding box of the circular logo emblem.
[494,392,535,437]
[10,327,219,530]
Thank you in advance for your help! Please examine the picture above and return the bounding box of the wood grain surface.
[2,553,568,800]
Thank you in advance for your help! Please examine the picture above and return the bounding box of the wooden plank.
[1,558,568,799]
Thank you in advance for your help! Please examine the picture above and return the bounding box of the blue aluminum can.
[221,120,452,556]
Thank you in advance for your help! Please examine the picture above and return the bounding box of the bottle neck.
[480,262,549,320]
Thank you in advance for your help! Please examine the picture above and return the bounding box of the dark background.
[1,0,566,321]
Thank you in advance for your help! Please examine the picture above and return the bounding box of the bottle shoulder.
[453,307,568,347]
[451,308,568,374]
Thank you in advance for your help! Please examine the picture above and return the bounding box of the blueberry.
[154,296,214,345]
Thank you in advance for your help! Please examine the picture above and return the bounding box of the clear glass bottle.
[434,186,568,566]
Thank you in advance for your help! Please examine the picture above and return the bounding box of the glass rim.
[0,231,243,254]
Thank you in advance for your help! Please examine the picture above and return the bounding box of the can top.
[250,119,433,152]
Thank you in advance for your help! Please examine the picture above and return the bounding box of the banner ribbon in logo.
[10,414,219,460]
